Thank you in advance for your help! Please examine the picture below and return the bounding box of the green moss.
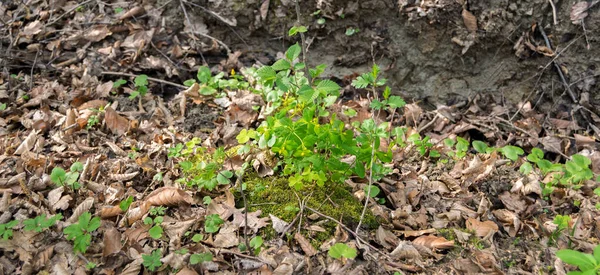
[233,173,378,247]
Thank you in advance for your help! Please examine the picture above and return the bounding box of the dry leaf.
[295,233,317,256]
[571,2,589,24]
[67,197,95,223]
[145,187,194,206]
[84,25,112,42]
[412,235,454,250]
[462,9,477,32]
[104,106,129,135]
[465,218,498,238]
[103,226,122,257]
[14,130,39,155]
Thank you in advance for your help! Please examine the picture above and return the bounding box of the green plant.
[113,79,127,89]
[289,25,308,36]
[86,262,97,270]
[556,244,600,275]
[0,220,19,239]
[444,137,469,159]
[63,212,101,253]
[142,249,162,271]
[144,207,165,239]
[192,233,203,242]
[114,7,124,13]
[119,196,133,212]
[183,66,247,96]
[549,215,571,245]
[472,140,489,154]
[562,154,594,186]
[86,115,99,130]
[345,27,359,36]
[23,213,63,233]
[190,252,213,265]
[50,162,83,189]
[249,236,264,255]
[132,74,149,98]
[499,145,524,161]
[0,103,6,111]
[204,214,223,233]
[408,134,439,158]
[328,243,357,260]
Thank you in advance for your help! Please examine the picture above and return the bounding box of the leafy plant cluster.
[183,66,248,96]
[519,148,595,198]
[237,44,405,190]
[1,211,100,255]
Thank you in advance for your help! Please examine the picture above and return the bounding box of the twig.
[356,138,376,233]
[547,0,557,25]
[44,0,94,27]
[178,0,207,65]
[100,71,188,89]
[294,0,311,83]
[29,49,40,90]
[538,27,577,104]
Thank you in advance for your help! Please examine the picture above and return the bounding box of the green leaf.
[288,26,307,36]
[192,233,203,242]
[593,244,600,265]
[557,249,597,271]
[520,162,533,175]
[383,86,391,99]
[256,66,277,84]
[572,154,592,168]
[142,249,162,271]
[286,43,302,61]
[316,80,341,95]
[199,86,217,95]
[351,75,370,89]
[250,236,263,249]
[429,150,441,158]
[217,172,231,185]
[387,96,406,109]
[355,162,366,178]
[272,59,291,71]
[190,252,213,264]
[119,196,134,212]
[113,79,127,88]
[134,75,148,87]
[73,234,92,253]
[500,145,524,161]
[197,66,212,83]
[528,148,544,162]
[149,225,163,239]
[472,141,488,154]
[50,167,66,185]
[298,85,317,103]
[205,214,224,233]
[70,162,84,172]
[364,185,380,198]
[183,79,196,86]
[444,138,456,148]
[328,243,357,259]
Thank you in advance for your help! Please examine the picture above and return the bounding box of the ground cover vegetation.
[1,0,600,274]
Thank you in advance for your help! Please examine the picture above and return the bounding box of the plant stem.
[294,0,311,83]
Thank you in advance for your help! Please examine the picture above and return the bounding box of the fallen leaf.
[412,235,454,250]
[104,106,129,135]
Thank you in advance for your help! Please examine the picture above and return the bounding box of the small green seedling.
[50,162,84,189]
[556,244,600,275]
[129,74,149,99]
[63,212,101,253]
[249,236,264,255]
[86,115,99,129]
[549,215,571,245]
[328,243,357,260]
[0,103,6,111]
[119,196,134,212]
[204,214,223,233]
[190,252,213,265]
[499,145,524,161]
[0,220,19,240]
[143,216,164,240]
[345,27,359,36]
[23,213,63,233]
[142,249,162,271]
[289,25,308,36]
[192,233,203,242]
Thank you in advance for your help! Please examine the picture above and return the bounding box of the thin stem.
[294,0,311,83]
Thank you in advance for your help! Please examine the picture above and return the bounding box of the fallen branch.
[100,71,188,90]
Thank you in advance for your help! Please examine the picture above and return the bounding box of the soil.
[184,0,598,112]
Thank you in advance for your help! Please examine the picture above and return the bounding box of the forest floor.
[1,1,600,274]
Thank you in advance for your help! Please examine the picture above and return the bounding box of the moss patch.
[233,173,378,247]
